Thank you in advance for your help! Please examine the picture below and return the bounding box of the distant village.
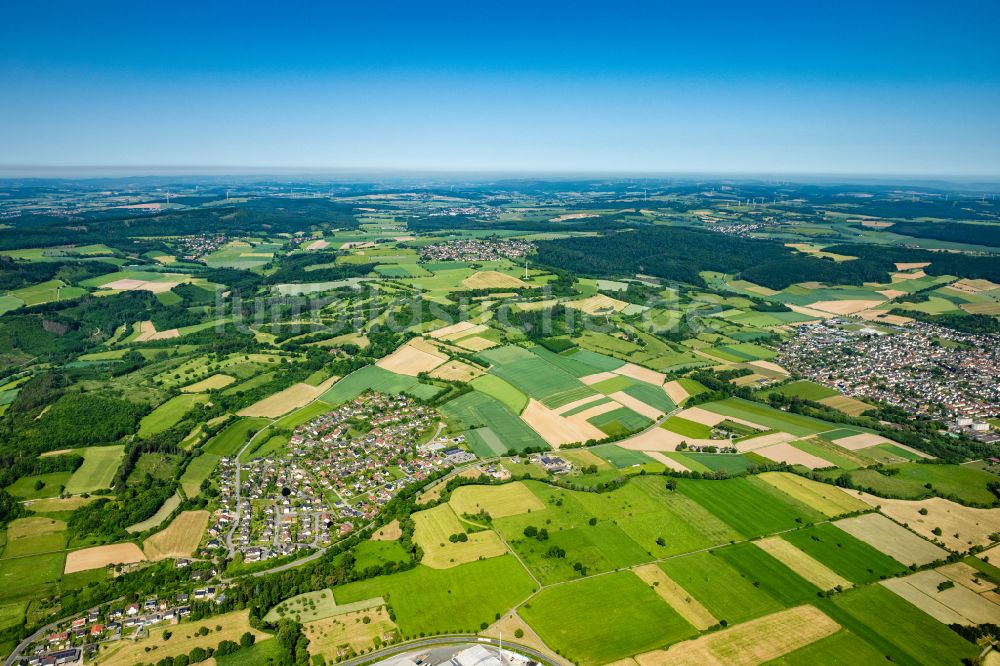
[418,238,533,262]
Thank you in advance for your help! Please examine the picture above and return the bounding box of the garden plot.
[64,543,146,573]
[834,513,947,566]
[856,493,1000,551]
[376,339,449,376]
[634,605,840,666]
[881,570,1000,625]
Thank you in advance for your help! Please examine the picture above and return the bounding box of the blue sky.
[2,0,999,175]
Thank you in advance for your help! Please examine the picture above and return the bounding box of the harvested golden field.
[462,271,528,289]
[95,610,269,664]
[555,394,608,415]
[758,472,867,516]
[450,482,545,519]
[371,520,401,541]
[565,294,630,314]
[895,262,930,270]
[305,607,397,661]
[618,426,718,452]
[834,513,947,566]
[754,442,831,469]
[454,335,498,351]
[632,564,716,630]
[181,374,236,392]
[832,432,895,450]
[104,278,183,293]
[412,504,507,568]
[429,359,483,381]
[663,380,690,404]
[733,432,796,452]
[635,606,839,666]
[306,239,329,250]
[65,543,146,573]
[579,371,618,385]
[755,538,852,591]
[238,376,338,417]
[857,493,1000,551]
[375,341,447,376]
[644,451,691,471]
[806,299,884,315]
[143,510,210,560]
[521,399,606,447]
[881,570,1000,625]
[939,561,997,593]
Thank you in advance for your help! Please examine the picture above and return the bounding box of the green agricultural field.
[763,380,840,401]
[676,476,824,537]
[530,346,608,378]
[790,438,861,470]
[319,365,441,405]
[662,416,713,438]
[482,347,597,408]
[677,378,709,396]
[440,390,547,456]
[0,295,24,315]
[713,541,821,607]
[621,381,675,412]
[469,374,528,413]
[64,445,125,494]
[700,398,837,437]
[590,375,635,394]
[138,393,209,437]
[781,524,908,584]
[660,551,784,625]
[352,540,410,572]
[766,628,891,666]
[333,555,535,637]
[590,444,653,468]
[510,521,649,584]
[587,407,652,437]
[519,570,697,666]
[180,453,220,497]
[0,551,65,601]
[566,349,626,372]
[827,585,978,665]
[0,600,27,632]
[5,471,72,500]
[817,461,999,504]
[203,418,271,456]
[672,452,756,473]
[1,517,67,559]
[9,279,74,306]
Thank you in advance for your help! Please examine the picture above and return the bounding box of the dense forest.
[535,227,892,289]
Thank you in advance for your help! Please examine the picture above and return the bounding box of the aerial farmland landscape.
[2,1,1000,665]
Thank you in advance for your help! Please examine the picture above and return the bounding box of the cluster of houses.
[780,320,1000,424]
[418,238,533,262]
[19,570,224,666]
[215,392,472,564]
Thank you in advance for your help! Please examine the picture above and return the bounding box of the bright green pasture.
[662,416,712,438]
[763,380,840,401]
[0,551,65,601]
[766,629,890,666]
[714,541,821,606]
[469,374,527,413]
[203,418,271,456]
[587,407,652,437]
[520,570,696,666]
[5,471,72,499]
[138,393,208,437]
[334,556,535,637]
[64,446,125,494]
[180,453,220,497]
[590,444,652,468]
